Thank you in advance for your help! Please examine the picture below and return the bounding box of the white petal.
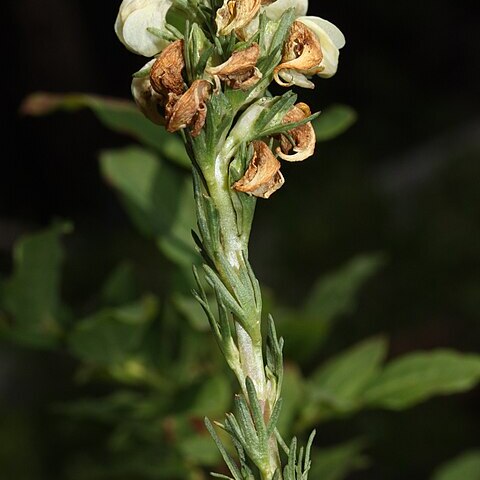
[297,16,345,49]
[115,0,173,57]
[265,0,309,21]
[118,0,153,22]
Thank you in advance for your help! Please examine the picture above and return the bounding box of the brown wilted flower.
[277,102,316,162]
[150,40,186,96]
[233,141,285,199]
[274,20,323,88]
[206,43,262,90]
[216,0,262,37]
[166,79,212,137]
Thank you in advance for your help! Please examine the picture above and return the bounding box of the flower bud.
[115,0,173,57]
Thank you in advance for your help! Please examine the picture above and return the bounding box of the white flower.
[263,0,308,21]
[297,16,346,78]
[115,0,173,57]
[274,17,345,88]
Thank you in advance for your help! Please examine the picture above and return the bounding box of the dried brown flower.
[207,43,262,90]
[216,0,262,37]
[150,40,186,96]
[166,79,212,137]
[277,102,316,162]
[233,141,285,199]
[274,21,323,88]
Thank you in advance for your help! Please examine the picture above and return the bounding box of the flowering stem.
[192,143,282,477]
[115,0,344,475]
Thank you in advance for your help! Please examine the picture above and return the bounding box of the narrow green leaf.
[21,93,190,167]
[205,418,243,480]
[362,350,480,410]
[312,104,357,142]
[246,377,268,445]
[266,398,283,437]
[276,366,304,435]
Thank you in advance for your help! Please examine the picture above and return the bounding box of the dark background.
[2,1,480,479]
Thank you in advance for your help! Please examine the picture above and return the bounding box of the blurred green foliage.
[0,94,479,480]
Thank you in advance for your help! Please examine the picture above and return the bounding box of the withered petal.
[216,0,262,37]
[233,141,285,199]
[166,79,212,137]
[150,40,185,96]
[274,21,324,87]
[207,43,262,90]
[277,102,316,162]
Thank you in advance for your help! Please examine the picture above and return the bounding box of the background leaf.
[68,295,158,366]
[361,350,480,410]
[281,254,385,363]
[303,337,388,423]
[309,440,368,480]
[0,224,69,348]
[100,147,199,266]
[313,104,357,142]
[432,451,480,480]
[21,93,190,168]
[100,262,140,307]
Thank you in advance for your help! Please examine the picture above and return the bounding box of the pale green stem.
[203,158,282,479]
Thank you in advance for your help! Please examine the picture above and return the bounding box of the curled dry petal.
[150,40,185,96]
[274,21,323,88]
[216,0,262,36]
[277,102,316,162]
[131,60,165,125]
[166,79,212,137]
[206,43,262,90]
[233,141,285,199]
